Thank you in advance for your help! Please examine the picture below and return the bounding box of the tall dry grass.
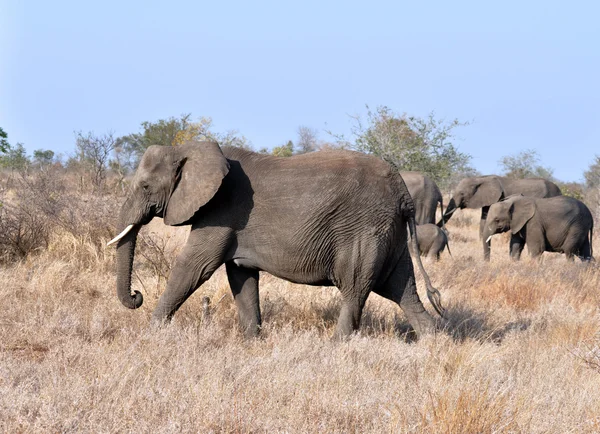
[1,198,600,432]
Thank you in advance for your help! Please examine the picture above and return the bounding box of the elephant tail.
[445,233,453,258]
[590,219,594,260]
[408,217,446,318]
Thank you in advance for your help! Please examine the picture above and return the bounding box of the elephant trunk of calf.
[115,224,144,309]
[481,224,496,245]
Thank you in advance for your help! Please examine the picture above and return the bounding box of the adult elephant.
[107,141,444,339]
[437,176,561,260]
[483,195,593,261]
[401,171,444,225]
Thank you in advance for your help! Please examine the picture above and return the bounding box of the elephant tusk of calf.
[485,235,493,244]
[107,224,135,246]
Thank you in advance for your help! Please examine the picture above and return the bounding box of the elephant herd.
[107,141,594,339]
[438,175,593,262]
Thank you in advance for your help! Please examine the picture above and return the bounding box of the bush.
[0,166,122,264]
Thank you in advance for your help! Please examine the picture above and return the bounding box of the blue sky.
[2,1,599,182]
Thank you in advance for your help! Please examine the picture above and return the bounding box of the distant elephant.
[483,195,593,261]
[107,141,444,339]
[401,171,444,225]
[438,176,561,260]
[410,224,451,260]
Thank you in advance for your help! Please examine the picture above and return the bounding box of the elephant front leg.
[480,206,491,261]
[226,262,261,337]
[509,234,525,260]
[151,244,224,325]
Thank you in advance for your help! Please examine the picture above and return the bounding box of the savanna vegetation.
[1,115,600,432]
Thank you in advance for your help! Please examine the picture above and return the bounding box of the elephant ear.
[467,178,503,209]
[510,198,535,234]
[164,141,230,226]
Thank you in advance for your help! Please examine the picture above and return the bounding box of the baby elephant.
[412,223,450,260]
[484,195,594,261]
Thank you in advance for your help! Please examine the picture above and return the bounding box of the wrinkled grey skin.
[113,141,444,339]
[438,176,561,260]
[401,171,444,225]
[483,195,593,261]
[411,224,450,261]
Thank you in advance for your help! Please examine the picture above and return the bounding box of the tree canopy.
[116,114,250,170]
[499,149,554,180]
[331,106,473,189]
[0,127,9,154]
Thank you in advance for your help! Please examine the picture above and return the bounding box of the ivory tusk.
[107,224,135,246]
[485,235,493,244]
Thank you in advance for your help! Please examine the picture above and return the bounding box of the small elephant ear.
[164,141,230,226]
[510,197,535,234]
[467,178,503,209]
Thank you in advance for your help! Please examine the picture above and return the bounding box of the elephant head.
[441,176,504,223]
[107,141,230,309]
[482,195,535,243]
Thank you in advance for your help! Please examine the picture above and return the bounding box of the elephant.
[483,195,593,261]
[438,176,561,260]
[410,224,451,260]
[107,141,445,339]
[401,171,444,226]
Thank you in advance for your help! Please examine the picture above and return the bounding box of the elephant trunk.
[481,224,495,245]
[438,197,458,227]
[113,196,149,310]
[115,224,143,309]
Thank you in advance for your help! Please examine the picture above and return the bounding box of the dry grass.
[1,208,600,432]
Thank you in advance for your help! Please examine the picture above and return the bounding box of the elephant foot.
[403,309,436,338]
[150,311,174,328]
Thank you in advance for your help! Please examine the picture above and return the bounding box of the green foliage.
[499,149,554,180]
[0,127,10,154]
[333,106,472,189]
[117,114,250,168]
[557,181,584,200]
[272,140,294,157]
[33,149,56,169]
[0,143,30,171]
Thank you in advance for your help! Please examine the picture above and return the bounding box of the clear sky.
[2,1,599,182]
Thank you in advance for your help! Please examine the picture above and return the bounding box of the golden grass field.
[1,208,600,433]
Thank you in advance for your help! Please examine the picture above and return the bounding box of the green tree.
[0,127,10,154]
[272,140,294,157]
[332,105,472,189]
[0,143,30,171]
[499,149,554,180]
[117,114,250,168]
[33,149,55,169]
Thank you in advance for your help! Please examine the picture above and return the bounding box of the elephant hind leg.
[332,294,370,340]
[374,253,435,337]
[572,235,592,261]
[226,262,261,337]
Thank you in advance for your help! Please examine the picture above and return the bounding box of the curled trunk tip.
[120,290,143,309]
